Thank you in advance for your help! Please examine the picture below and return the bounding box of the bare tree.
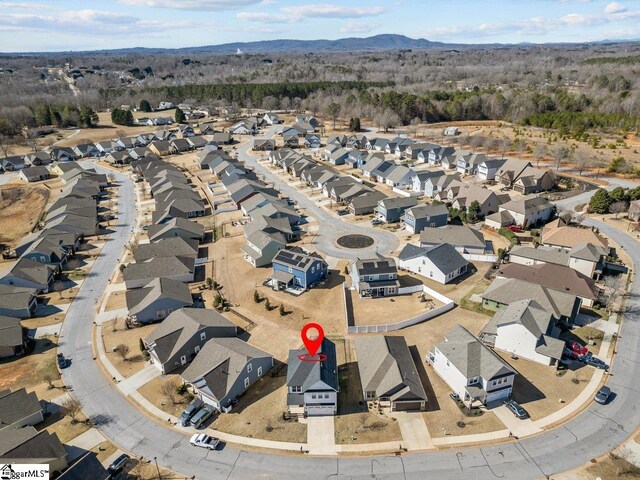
[61,397,83,424]
[469,135,485,150]
[572,151,592,175]
[0,134,13,158]
[26,130,39,153]
[552,144,570,170]
[43,373,55,390]
[160,379,179,404]
[326,102,341,130]
[499,137,511,159]
[114,343,130,362]
[610,201,627,219]
[602,275,625,313]
[533,144,546,167]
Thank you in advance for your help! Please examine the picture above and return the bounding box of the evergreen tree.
[175,107,186,124]
[111,108,134,126]
[349,117,361,132]
[589,188,613,214]
[466,200,481,223]
[139,99,152,112]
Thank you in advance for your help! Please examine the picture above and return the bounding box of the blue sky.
[0,0,638,52]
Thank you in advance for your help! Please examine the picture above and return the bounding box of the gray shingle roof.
[398,243,468,276]
[436,325,516,380]
[286,338,338,392]
[420,225,486,249]
[125,277,193,315]
[133,237,199,262]
[0,389,41,426]
[0,426,66,462]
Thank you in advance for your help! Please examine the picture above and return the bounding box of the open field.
[350,287,443,327]
[0,184,50,247]
[101,319,156,378]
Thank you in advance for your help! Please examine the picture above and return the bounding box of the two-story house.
[241,231,286,268]
[429,325,517,407]
[350,256,400,297]
[403,203,449,234]
[286,338,339,416]
[270,248,328,291]
[376,197,418,223]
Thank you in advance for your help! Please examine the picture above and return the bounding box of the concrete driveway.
[305,416,336,455]
[492,405,542,438]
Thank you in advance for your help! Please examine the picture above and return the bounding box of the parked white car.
[190,434,220,450]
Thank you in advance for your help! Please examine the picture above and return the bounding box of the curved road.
[237,135,400,260]
[59,168,640,479]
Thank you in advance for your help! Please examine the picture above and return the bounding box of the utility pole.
[154,456,161,479]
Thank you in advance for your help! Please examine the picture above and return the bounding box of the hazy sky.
[0,0,638,52]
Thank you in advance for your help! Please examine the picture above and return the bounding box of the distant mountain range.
[4,34,639,56]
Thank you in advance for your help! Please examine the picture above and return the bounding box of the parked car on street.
[371,218,382,225]
[108,453,130,473]
[190,433,220,450]
[178,398,204,427]
[57,353,69,369]
[595,386,611,405]
[504,399,529,419]
[449,392,460,403]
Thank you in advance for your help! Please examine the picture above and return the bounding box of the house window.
[258,366,263,377]
[312,394,317,399]
[200,332,206,341]
[247,364,253,373]
[244,377,250,388]
[194,346,200,354]
[288,267,293,273]
[291,386,301,393]
[311,266,315,274]
[156,310,165,318]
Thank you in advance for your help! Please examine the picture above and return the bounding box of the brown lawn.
[43,412,91,443]
[0,185,50,247]
[138,374,193,418]
[212,373,307,444]
[105,291,127,312]
[0,335,63,402]
[101,319,156,378]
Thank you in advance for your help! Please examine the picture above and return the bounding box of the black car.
[579,355,609,371]
[337,209,348,216]
[57,353,69,369]
[449,392,460,402]
[504,399,529,419]
[108,453,130,472]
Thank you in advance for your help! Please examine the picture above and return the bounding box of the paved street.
[56,163,640,479]
[238,132,400,260]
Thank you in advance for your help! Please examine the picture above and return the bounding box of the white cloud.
[605,2,627,14]
[118,0,261,10]
[0,2,52,9]
[340,22,380,34]
[236,12,296,23]
[280,4,385,19]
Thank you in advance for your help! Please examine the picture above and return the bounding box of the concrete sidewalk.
[118,363,160,395]
[492,405,542,437]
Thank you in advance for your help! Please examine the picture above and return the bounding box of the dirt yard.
[101,319,156,378]
[138,374,193,418]
[105,291,127,312]
[0,335,62,402]
[44,411,91,443]
[496,351,595,421]
[0,185,49,247]
[350,288,443,328]
[212,373,307,443]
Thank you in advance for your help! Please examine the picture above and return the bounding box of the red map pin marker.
[301,323,324,357]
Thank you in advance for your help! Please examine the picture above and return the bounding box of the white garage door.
[306,406,335,416]
[486,388,512,403]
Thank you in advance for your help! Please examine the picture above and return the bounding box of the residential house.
[441,155,457,170]
[50,147,77,162]
[24,151,52,165]
[187,136,209,150]
[0,285,38,318]
[385,165,414,189]
[261,112,282,125]
[282,132,301,149]
[244,215,297,242]
[403,203,449,234]
[250,202,300,226]
[447,183,502,216]
[508,244,607,280]
[105,151,132,165]
[241,230,286,268]
[354,336,427,411]
[496,159,532,188]
[367,137,390,151]
[420,225,489,255]
[456,153,487,176]
[179,125,196,138]
[427,146,456,165]
[328,148,350,166]
[348,191,388,216]
[229,119,258,135]
[1,156,26,171]
[149,141,172,157]
[376,197,418,223]
[122,256,195,289]
[398,243,468,284]
[480,299,564,367]
[424,173,460,198]
[270,248,327,291]
[158,101,176,110]
[429,325,516,406]
[20,236,69,269]
[482,277,582,323]
[169,139,192,154]
[133,237,199,263]
[476,158,507,182]
[484,195,555,229]
[513,167,555,194]
[541,220,609,251]
[351,256,399,297]
[19,166,50,183]
[253,139,275,151]
[125,277,194,324]
[304,134,322,149]
[211,132,232,145]
[48,161,83,176]
[411,170,445,194]
[0,258,54,293]
[286,338,338,416]
[182,338,273,412]
[496,262,598,307]
[0,427,67,474]
[95,141,116,155]
[0,317,29,359]
[144,308,238,374]
[443,127,460,136]
[0,389,43,430]
[147,217,205,243]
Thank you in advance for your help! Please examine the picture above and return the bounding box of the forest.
[0,41,639,138]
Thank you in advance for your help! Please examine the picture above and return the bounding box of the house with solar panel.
[350,256,399,297]
[270,248,328,293]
